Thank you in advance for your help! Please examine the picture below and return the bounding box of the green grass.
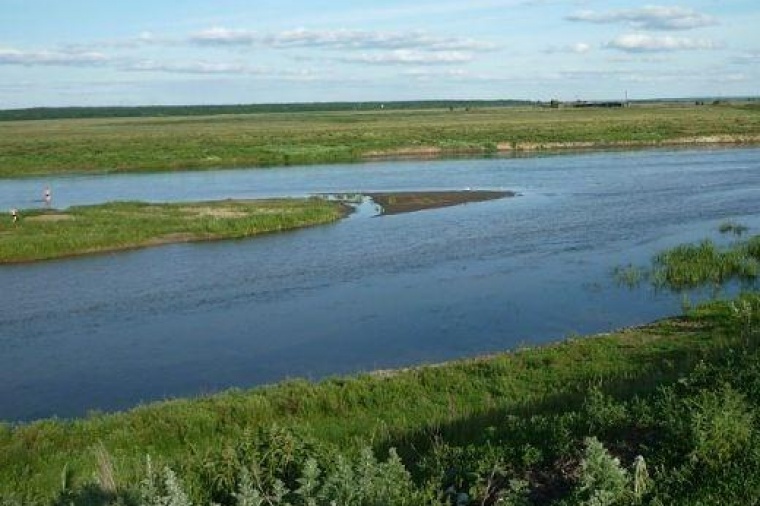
[718,220,749,236]
[0,199,348,263]
[1,103,758,178]
[646,236,760,290]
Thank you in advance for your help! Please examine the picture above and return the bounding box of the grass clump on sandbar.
[0,198,349,263]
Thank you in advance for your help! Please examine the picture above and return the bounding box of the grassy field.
[1,103,759,178]
[0,198,348,263]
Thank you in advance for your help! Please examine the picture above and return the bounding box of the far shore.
[361,134,760,161]
[2,104,758,178]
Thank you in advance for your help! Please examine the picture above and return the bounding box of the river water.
[2,147,759,421]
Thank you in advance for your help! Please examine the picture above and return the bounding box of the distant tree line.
[0,100,537,121]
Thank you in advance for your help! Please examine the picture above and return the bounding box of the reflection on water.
[1,147,759,421]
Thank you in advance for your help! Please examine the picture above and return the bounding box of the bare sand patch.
[26,214,73,222]
[182,207,249,218]
[143,232,198,245]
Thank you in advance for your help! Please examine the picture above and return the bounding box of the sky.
[0,0,758,108]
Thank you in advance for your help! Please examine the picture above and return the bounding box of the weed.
[718,221,748,236]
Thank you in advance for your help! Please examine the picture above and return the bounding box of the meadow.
[1,103,759,178]
[3,232,760,504]
[0,199,347,263]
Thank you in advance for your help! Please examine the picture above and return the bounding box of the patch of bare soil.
[26,214,73,222]
[182,207,249,218]
[143,232,198,245]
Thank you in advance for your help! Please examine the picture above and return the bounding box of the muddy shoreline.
[365,190,514,215]
[360,134,760,162]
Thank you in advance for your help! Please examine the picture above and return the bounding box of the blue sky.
[1,0,758,108]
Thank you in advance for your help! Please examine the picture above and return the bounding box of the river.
[2,147,759,421]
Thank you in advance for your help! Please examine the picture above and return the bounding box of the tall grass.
[652,239,759,289]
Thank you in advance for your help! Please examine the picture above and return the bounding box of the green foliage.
[653,239,759,289]
[139,457,192,506]
[612,265,646,289]
[572,439,651,506]
[687,384,753,470]
[718,221,748,236]
[148,445,423,506]
[618,233,760,292]
[574,437,630,506]
[582,388,629,435]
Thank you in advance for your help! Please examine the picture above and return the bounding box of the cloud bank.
[340,50,473,65]
[0,48,109,66]
[190,27,495,52]
[567,6,717,31]
[606,34,718,52]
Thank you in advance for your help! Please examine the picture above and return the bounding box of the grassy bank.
[1,103,759,178]
[1,295,758,504]
[0,198,348,263]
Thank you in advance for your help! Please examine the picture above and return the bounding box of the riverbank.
[1,294,757,504]
[363,133,760,160]
[0,198,348,263]
[1,103,758,178]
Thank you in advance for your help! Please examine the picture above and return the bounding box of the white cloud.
[191,27,495,52]
[0,48,109,66]
[126,60,254,75]
[606,34,718,52]
[402,68,469,77]
[620,70,748,84]
[544,42,591,54]
[567,6,718,31]
[340,50,473,65]
[556,69,631,80]
[190,27,258,45]
[731,51,760,64]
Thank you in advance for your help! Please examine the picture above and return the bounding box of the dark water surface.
[2,147,760,421]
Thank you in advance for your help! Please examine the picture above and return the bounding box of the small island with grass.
[0,198,350,263]
[1,190,517,263]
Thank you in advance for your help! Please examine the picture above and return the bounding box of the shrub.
[688,384,753,470]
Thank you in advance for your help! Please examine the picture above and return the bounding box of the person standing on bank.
[10,208,18,223]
